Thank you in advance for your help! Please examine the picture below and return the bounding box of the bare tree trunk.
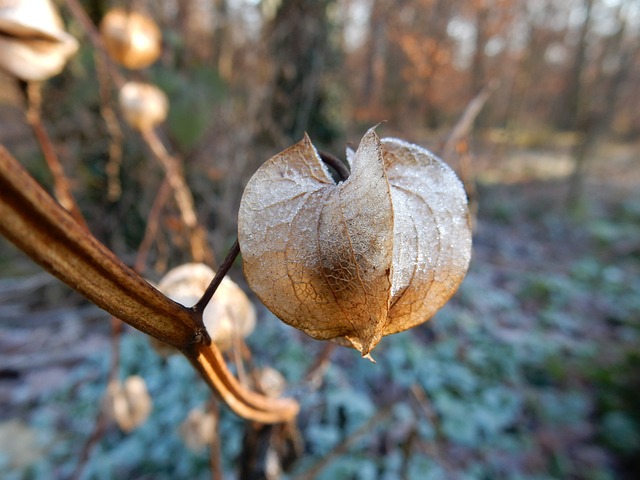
[259,0,338,147]
[555,0,594,131]
[567,1,635,208]
[471,4,489,97]
[361,0,388,117]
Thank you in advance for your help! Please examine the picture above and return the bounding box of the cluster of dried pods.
[98,7,169,131]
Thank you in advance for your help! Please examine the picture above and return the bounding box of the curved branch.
[319,151,350,181]
[0,145,198,347]
[190,343,299,424]
[0,144,298,424]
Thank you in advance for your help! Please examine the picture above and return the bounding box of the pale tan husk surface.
[238,128,472,356]
[0,0,78,81]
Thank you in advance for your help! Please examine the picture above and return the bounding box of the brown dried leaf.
[238,128,471,356]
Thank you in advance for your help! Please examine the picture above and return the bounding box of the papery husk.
[100,8,161,70]
[118,81,168,131]
[103,375,152,432]
[179,407,217,452]
[0,0,78,81]
[256,367,287,399]
[156,263,256,352]
[238,128,472,356]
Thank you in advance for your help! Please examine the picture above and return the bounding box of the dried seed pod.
[238,127,472,356]
[0,0,78,81]
[256,367,287,399]
[99,8,161,70]
[103,375,152,432]
[179,407,217,452]
[118,81,168,131]
[156,263,256,352]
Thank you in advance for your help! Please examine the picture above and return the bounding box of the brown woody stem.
[0,145,298,423]
[0,145,197,347]
[189,343,299,424]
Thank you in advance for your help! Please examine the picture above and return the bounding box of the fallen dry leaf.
[238,128,471,356]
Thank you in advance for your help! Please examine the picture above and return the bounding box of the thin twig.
[72,315,124,478]
[134,177,172,273]
[208,399,224,480]
[109,317,124,383]
[294,405,394,479]
[409,383,453,474]
[94,52,124,202]
[194,240,240,315]
[69,408,109,480]
[441,81,497,163]
[319,151,350,181]
[440,82,496,232]
[141,127,215,266]
[304,342,336,389]
[24,82,88,229]
[63,0,126,88]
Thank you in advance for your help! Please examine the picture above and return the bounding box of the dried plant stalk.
[25,81,88,228]
[0,144,298,423]
[140,127,215,266]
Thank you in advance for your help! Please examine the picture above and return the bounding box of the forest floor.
[0,140,639,479]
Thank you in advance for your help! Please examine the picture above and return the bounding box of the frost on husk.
[238,128,472,356]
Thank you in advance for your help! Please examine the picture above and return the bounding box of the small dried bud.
[156,263,256,352]
[100,8,161,70]
[179,407,217,452]
[0,0,78,81]
[238,128,472,356]
[103,375,152,432]
[118,81,168,131]
[256,367,287,399]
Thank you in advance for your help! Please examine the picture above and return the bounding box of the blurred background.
[0,0,639,478]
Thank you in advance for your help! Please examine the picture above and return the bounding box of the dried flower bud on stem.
[0,0,78,81]
[100,8,161,70]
